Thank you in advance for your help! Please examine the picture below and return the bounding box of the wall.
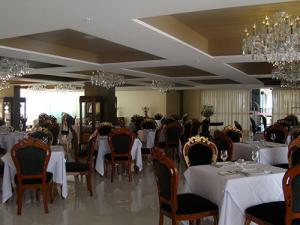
[166,91,181,116]
[116,90,166,122]
[183,90,201,119]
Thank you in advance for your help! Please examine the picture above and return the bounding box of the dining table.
[1,145,68,203]
[232,141,288,165]
[183,163,286,225]
[94,135,143,176]
[0,131,26,151]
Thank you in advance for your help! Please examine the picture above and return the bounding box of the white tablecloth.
[137,129,156,149]
[1,145,68,203]
[233,142,288,165]
[0,132,26,151]
[95,136,143,176]
[183,164,285,225]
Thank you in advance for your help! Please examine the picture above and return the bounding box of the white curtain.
[272,89,300,123]
[200,89,251,131]
[21,89,84,125]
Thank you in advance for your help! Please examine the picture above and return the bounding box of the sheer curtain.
[200,90,251,131]
[272,89,300,122]
[21,89,84,125]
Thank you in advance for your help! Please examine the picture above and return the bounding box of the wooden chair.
[264,124,288,144]
[290,129,300,143]
[28,129,53,146]
[244,164,300,225]
[164,122,182,161]
[152,147,218,225]
[234,120,243,132]
[212,131,233,161]
[11,138,53,215]
[65,133,97,196]
[105,128,135,182]
[183,136,218,167]
[223,125,243,143]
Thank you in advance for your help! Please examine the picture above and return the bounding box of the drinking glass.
[220,150,228,162]
[251,150,259,163]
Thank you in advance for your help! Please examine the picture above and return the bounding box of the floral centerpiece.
[141,118,157,130]
[98,121,113,135]
[201,105,214,118]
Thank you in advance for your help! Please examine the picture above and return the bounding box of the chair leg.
[16,186,24,215]
[111,164,115,182]
[189,220,194,225]
[196,219,201,225]
[48,182,54,203]
[128,161,132,182]
[86,173,93,196]
[213,215,218,225]
[172,219,178,225]
[104,161,108,177]
[41,186,49,214]
[159,211,164,225]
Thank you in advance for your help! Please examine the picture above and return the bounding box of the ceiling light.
[90,70,125,89]
[55,83,84,91]
[151,80,175,92]
[0,57,30,81]
[28,84,47,91]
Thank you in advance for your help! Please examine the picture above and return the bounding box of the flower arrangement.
[98,121,113,135]
[201,105,214,118]
[141,118,157,130]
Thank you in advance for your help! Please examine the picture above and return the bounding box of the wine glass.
[251,150,259,163]
[220,150,228,162]
[270,133,276,142]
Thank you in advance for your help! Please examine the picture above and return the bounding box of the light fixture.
[272,62,300,88]
[151,80,175,92]
[28,84,47,91]
[243,11,300,66]
[90,70,125,89]
[0,57,30,81]
[54,84,84,91]
[0,80,9,91]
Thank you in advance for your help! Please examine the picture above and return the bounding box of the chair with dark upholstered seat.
[212,131,233,161]
[152,147,218,225]
[28,129,53,146]
[164,122,182,161]
[105,128,135,182]
[65,133,97,196]
[244,164,300,225]
[223,126,243,143]
[183,136,218,167]
[264,124,288,144]
[11,138,53,215]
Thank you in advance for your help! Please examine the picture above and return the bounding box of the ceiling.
[0,0,298,89]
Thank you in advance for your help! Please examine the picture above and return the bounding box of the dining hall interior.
[2,0,300,225]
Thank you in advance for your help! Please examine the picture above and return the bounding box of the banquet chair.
[164,122,182,161]
[28,129,53,146]
[11,138,53,215]
[183,136,218,167]
[234,120,243,132]
[65,133,97,196]
[244,164,300,225]
[152,147,218,225]
[223,126,243,143]
[212,131,233,161]
[264,124,288,144]
[290,129,300,143]
[105,128,135,182]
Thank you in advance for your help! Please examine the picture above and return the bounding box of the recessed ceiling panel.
[131,66,217,77]
[229,62,273,75]
[70,70,140,79]
[257,78,280,86]
[0,57,62,69]
[23,74,87,82]
[193,79,240,84]
[0,29,163,63]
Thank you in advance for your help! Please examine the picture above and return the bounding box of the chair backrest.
[11,138,50,183]
[164,122,182,145]
[213,131,233,161]
[152,148,178,215]
[264,124,288,144]
[28,129,53,146]
[291,129,300,143]
[223,126,243,143]
[87,132,98,169]
[183,136,218,167]
[288,137,300,168]
[283,164,300,224]
[108,128,135,159]
[234,120,243,132]
[250,117,257,134]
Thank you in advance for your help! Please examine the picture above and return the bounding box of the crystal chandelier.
[0,80,9,90]
[28,84,47,91]
[0,57,30,81]
[90,70,125,89]
[54,84,83,91]
[272,62,300,88]
[243,12,300,66]
[151,80,175,92]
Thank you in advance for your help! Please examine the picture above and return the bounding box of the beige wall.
[116,90,166,122]
[166,91,181,116]
[183,90,201,119]
[0,86,14,97]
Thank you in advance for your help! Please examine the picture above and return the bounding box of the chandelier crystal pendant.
[151,80,175,92]
[28,84,47,91]
[242,12,300,67]
[54,84,83,91]
[272,62,300,88]
[90,70,125,89]
[0,57,30,81]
